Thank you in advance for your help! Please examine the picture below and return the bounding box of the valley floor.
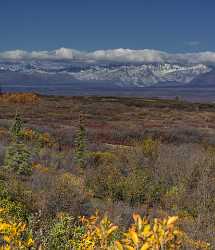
[2,83,215,102]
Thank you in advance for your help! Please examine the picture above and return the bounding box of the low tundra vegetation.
[1,95,215,249]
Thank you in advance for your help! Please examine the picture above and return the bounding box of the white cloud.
[88,49,166,63]
[0,50,29,60]
[53,48,83,60]
[1,48,215,65]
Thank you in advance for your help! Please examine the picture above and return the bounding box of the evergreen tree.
[74,113,87,168]
[4,113,32,176]
[4,142,32,175]
[10,113,23,141]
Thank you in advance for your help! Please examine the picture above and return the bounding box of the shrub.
[79,212,119,249]
[87,151,116,166]
[0,93,40,104]
[0,199,29,222]
[0,208,34,249]
[48,212,208,250]
[48,172,89,215]
[138,138,160,159]
[0,181,9,200]
[45,213,82,250]
[86,150,161,206]
[115,214,209,250]
[86,161,123,201]
[31,166,90,216]
[21,128,56,148]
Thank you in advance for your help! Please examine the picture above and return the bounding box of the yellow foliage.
[138,138,159,158]
[32,163,50,173]
[0,204,209,250]
[22,128,55,147]
[78,212,118,250]
[115,214,209,250]
[0,208,34,250]
[77,213,209,250]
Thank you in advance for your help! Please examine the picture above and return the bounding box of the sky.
[0,0,214,53]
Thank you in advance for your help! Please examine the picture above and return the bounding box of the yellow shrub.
[22,128,55,147]
[138,138,159,158]
[0,206,207,250]
[115,214,209,250]
[79,212,118,250]
[77,213,209,250]
[32,163,50,173]
[0,208,34,250]
[117,214,181,249]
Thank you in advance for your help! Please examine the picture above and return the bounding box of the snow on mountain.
[0,60,211,87]
[70,63,210,86]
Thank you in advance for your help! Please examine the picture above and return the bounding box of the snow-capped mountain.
[68,63,210,86]
[0,60,211,87]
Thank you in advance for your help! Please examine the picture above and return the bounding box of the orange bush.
[0,93,40,104]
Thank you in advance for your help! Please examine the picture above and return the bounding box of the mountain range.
[0,59,214,88]
[1,48,215,89]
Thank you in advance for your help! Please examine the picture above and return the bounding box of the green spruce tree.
[10,113,23,141]
[4,113,32,176]
[74,113,87,169]
[4,143,32,175]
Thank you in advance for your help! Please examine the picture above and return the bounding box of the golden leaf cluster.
[0,208,34,250]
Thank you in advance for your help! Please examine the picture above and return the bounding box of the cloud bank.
[1,48,215,65]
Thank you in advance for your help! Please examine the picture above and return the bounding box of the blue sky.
[0,0,214,53]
